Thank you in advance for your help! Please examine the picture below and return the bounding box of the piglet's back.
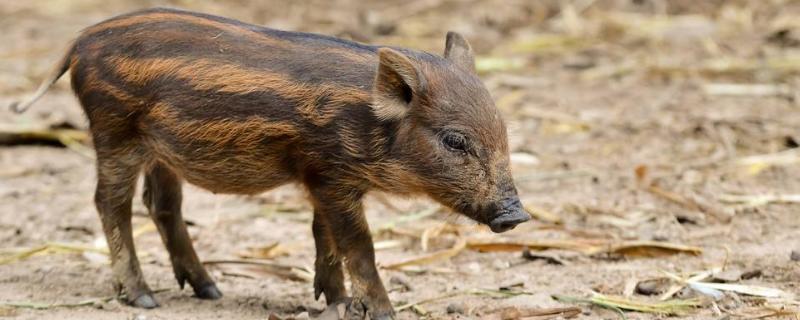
[74,7,379,87]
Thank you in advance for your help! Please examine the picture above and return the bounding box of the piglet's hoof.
[130,293,159,309]
[315,302,348,320]
[315,299,392,320]
[195,283,223,300]
[316,299,391,320]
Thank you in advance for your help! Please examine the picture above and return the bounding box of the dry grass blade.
[373,239,406,251]
[658,268,720,300]
[491,306,582,319]
[0,245,49,265]
[733,148,800,175]
[731,305,800,319]
[0,288,170,310]
[554,293,703,318]
[0,296,115,310]
[237,242,300,259]
[645,185,732,222]
[467,239,701,257]
[203,259,313,282]
[525,204,562,224]
[718,193,800,207]
[132,221,156,239]
[383,237,466,270]
[395,291,464,312]
[0,242,108,265]
[394,288,533,312]
[374,207,439,234]
[0,124,93,158]
[703,83,793,97]
[419,223,447,252]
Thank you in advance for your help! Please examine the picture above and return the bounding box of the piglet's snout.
[488,197,530,233]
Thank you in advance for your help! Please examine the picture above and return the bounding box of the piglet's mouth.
[488,209,530,233]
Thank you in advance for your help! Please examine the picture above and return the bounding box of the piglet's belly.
[143,135,296,195]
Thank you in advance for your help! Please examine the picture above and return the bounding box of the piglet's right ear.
[372,48,426,121]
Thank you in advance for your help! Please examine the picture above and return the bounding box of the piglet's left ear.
[444,31,475,73]
[372,48,426,121]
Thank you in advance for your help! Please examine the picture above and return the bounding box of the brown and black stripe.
[59,7,423,193]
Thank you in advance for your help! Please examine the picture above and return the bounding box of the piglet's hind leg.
[143,162,221,300]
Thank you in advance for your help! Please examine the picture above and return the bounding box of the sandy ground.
[1,1,799,319]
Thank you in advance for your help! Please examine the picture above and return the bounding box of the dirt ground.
[1,0,799,319]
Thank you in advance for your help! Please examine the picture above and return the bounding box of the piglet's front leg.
[308,184,394,320]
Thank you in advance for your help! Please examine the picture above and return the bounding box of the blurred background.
[1,1,799,319]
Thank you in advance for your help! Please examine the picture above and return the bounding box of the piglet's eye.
[441,132,468,153]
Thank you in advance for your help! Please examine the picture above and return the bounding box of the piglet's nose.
[488,198,530,233]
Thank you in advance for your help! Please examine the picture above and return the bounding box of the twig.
[703,83,793,97]
[553,294,627,319]
[718,193,800,207]
[203,259,313,282]
[0,242,108,265]
[645,185,732,222]
[733,148,800,167]
[395,288,533,312]
[1,297,114,310]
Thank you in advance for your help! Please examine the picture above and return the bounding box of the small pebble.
[635,279,667,295]
[446,303,465,314]
[389,275,413,292]
[791,250,800,261]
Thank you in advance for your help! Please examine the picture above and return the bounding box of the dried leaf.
[602,241,703,257]
[467,239,700,257]
[688,282,794,299]
[467,239,603,254]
